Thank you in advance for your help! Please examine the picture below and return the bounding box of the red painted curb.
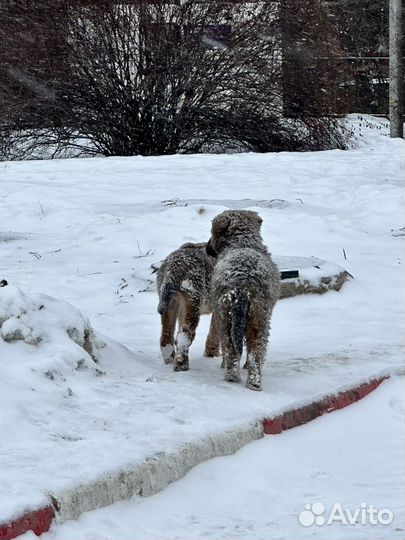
[0,506,55,540]
[263,376,388,435]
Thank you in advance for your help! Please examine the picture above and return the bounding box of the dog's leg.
[222,336,241,382]
[204,313,221,358]
[245,316,268,391]
[218,313,241,382]
[160,302,178,364]
[174,296,199,372]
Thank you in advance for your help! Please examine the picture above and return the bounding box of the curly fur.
[157,242,219,371]
[207,210,280,390]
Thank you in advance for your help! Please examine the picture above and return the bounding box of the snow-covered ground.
[0,115,404,525]
[34,376,404,540]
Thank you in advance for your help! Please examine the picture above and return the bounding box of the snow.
[34,376,405,540]
[0,285,99,355]
[0,115,404,523]
[176,331,192,352]
[161,343,175,362]
[181,279,194,291]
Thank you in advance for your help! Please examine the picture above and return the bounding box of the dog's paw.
[246,379,262,391]
[161,344,175,364]
[174,363,189,372]
[224,371,241,383]
[246,373,262,392]
[173,357,190,371]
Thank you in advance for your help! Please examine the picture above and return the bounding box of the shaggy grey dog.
[206,210,280,390]
[157,242,219,371]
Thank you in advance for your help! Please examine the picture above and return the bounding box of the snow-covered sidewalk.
[0,116,404,523]
[36,376,405,540]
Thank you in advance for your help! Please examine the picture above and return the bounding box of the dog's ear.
[212,214,230,236]
[206,239,217,257]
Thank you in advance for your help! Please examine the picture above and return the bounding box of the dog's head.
[206,210,263,257]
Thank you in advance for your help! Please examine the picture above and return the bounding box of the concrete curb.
[0,371,395,539]
[53,421,264,523]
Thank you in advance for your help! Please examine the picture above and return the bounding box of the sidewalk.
[0,359,400,539]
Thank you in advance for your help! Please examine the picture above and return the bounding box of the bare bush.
[0,0,349,159]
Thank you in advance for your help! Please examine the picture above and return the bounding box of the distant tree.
[333,0,389,114]
[328,0,405,115]
[0,0,349,160]
[0,1,69,156]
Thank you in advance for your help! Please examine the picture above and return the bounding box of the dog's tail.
[230,292,249,357]
[157,277,178,315]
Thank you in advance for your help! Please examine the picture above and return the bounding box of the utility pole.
[389,0,403,138]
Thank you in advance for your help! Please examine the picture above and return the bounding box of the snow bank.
[0,283,109,518]
[0,283,102,374]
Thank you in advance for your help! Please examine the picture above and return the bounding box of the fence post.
[389,0,404,138]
